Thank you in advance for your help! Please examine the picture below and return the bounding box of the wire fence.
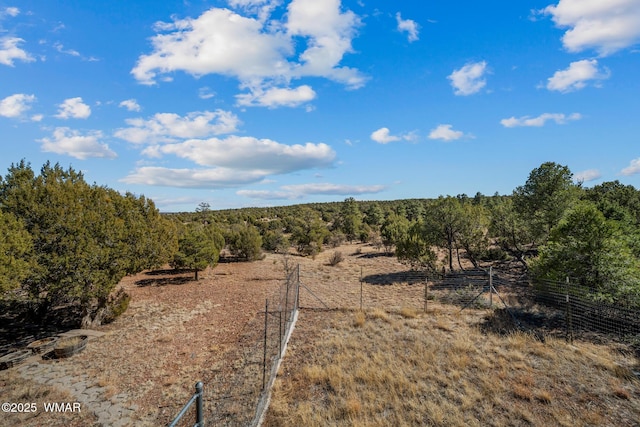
[186,259,640,426]
[202,264,300,427]
[296,260,640,346]
[532,276,640,342]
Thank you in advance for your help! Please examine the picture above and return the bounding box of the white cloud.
[546,59,609,93]
[370,128,398,144]
[53,42,80,57]
[500,112,582,127]
[123,134,336,189]
[543,0,640,56]
[122,166,267,188]
[227,0,281,22]
[133,8,292,85]
[1,7,20,17]
[119,99,141,112]
[621,158,640,176]
[370,127,416,144]
[286,0,364,87]
[448,61,488,96]
[39,127,117,160]
[31,114,43,122]
[114,110,240,144]
[284,182,385,195]
[146,136,335,172]
[0,93,36,118]
[428,124,467,141]
[396,12,419,42]
[574,169,601,182]
[131,1,365,107]
[237,182,386,199]
[0,37,34,66]
[55,97,91,119]
[198,87,215,99]
[236,84,316,107]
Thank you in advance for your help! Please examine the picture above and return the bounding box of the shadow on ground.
[362,270,429,286]
[135,268,196,287]
[0,301,81,355]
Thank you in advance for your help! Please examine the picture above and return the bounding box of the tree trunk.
[80,296,109,328]
[194,269,199,281]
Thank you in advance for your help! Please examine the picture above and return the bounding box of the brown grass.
[264,305,640,427]
[0,369,98,426]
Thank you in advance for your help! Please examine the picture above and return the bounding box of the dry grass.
[0,369,98,426]
[352,311,366,327]
[265,305,640,427]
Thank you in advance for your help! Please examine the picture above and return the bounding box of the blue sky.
[1,0,639,211]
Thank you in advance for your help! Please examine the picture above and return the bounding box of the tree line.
[2,160,639,326]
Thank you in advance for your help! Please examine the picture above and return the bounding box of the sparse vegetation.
[328,251,344,266]
[265,307,640,426]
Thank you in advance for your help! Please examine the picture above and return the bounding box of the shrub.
[228,224,263,261]
[328,232,346,248]
[103,288,131,324]
[328,251,344,266]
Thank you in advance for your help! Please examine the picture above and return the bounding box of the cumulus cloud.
[428,124,468,141]
[0,37,35,66]
[145,136,335,172]
[123,134,336,188]
[237,182,386,199]
[371,127,399,144]
[546,59,609,93]
[370,127,416,144]
[131,1,365,107]
[114,110,240,144]
[55,97,91,119]
[0,93,36,118]
[236,84,316,107]
[121,167,267,188]
[119,99,142,112]
[39,127,117,160]
[227,0,281,22]
[621,158,640,176]
[574,169,601,183]
[500,112,582,127]
[543,0,640,55]
[396,12,419,42]
[448,61,488,96]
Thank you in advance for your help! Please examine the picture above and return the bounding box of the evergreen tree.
[172,223,224,280]
[0,211,32,294]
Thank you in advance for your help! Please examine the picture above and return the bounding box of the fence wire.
[296,260,640,345]
[205,266,299,427]
[533,277,640,340]
[202,261,640,426]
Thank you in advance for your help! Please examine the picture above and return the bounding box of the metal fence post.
[360,266,363,312]
[285,276,290,323]
[424,278,428,313]
[278,310,282,358]
[565,276,573,343]
[263,299,268,390]
[489,267,493,307]
[195,382,204,427]
[295,266,300,312]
